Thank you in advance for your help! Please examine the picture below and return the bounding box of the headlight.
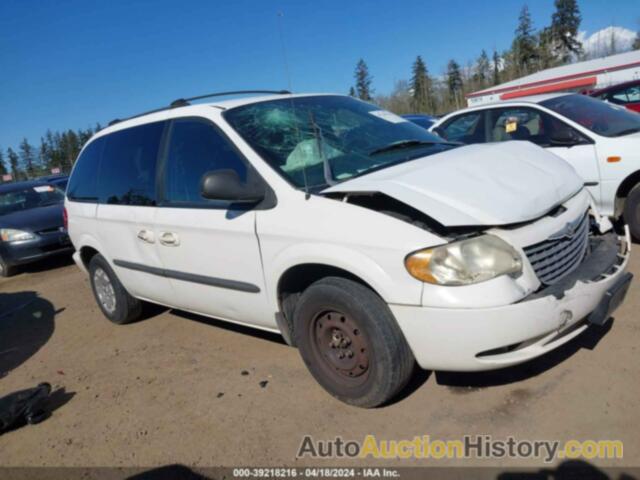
[405,234,522,286]
[0,228,37,242]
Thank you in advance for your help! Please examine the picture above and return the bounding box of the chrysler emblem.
[549,217,582,241]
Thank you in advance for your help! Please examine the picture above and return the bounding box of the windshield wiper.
[368,139,438,156]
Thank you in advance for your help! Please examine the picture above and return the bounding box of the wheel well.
[614,171,640,218]
[79,246,99,269]
[276,264,379,345]
[616,171,640,199]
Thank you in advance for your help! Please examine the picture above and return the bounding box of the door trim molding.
[113,259,261,293]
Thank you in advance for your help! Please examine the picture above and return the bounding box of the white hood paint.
[324,141,583,227]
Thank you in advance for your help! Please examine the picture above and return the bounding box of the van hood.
[323,141,583,227]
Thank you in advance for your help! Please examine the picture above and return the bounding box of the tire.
[88,254,142,324]
[293,277,415,408]
[623,184,640,241]
[0,254,15,278]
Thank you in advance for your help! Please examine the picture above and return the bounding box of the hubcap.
[312,310,370,383]
[93,268,116,314]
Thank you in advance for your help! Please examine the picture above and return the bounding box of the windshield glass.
[224,95,454,190]
[0,185,64,216]
[541,94,640,137]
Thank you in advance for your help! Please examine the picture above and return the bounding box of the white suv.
[66,92,632,407]
[431,93,640,238]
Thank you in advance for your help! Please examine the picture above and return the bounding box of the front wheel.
[0,254,15,278]
[294,277,415,408]
[623,184,640,241]
[89,254,142,324]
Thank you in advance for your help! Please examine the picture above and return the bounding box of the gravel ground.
[0,253,639,472]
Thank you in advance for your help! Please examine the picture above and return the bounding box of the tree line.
[2,0,639,182]
[351,0,640,115]
[0,125,101,181]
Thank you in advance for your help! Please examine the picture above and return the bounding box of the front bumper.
[391,231,631,372]
[0,231,74,267]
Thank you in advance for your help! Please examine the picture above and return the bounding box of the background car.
[38,174,70,191]
[401,114,438,130]
[588,80,640,113]
[430,93,640,238]
[0,180,72,276]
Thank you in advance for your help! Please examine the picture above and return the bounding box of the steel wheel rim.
[310,310,370,386]
[93,268,117,314]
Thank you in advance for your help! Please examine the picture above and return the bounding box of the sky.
[0,0,639,151]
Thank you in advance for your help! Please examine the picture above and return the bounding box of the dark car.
[587,80,640,113]
[401,114,438,129]
[38,174,69,191]
[0,181,73,277]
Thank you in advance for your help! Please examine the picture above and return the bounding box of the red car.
[588,79,640,113]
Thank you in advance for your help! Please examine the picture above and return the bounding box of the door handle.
[159,231,180,247]
[137,229,155,244]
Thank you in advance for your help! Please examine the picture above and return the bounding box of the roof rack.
[108,89,292,127]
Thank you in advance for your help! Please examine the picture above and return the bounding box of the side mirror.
[431,126,448,139]
[550,128,580,146]
[200,170,265,203]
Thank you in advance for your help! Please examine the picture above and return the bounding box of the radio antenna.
[277,11,310,199]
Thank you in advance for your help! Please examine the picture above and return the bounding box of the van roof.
[96,92,337,138]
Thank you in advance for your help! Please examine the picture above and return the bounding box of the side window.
[98,122,164,206]
[67,136,105,202]
[625,86,640,102]
[611,85,640,105]
[610,90,629,105]
[488,107,550,146]
[441,112,484,144]
[162,118,248,205]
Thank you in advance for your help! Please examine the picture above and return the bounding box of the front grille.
[523,213,589,285]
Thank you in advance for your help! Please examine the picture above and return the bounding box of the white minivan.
[431,93,640,239]
[66,92,632,407]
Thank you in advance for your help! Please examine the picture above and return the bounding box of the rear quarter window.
[67,136,105,202]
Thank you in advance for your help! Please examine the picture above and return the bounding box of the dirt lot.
[1,253,639,471]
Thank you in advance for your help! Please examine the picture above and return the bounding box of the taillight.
[63,206,68,230]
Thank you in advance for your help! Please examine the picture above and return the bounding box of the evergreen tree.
[7,148,20,180]
[354,59,374,101]
[634,32,640,50]
[537,27,558,69]
[446,60,464,107]
[39,137,50,172]
[410,56,434,112]
[348,86,356,97]
[551,0,583,62]
[492,50,501,85]
[513,5,538,75]
[474,50,491,88]
[0,149,6,176]
[19,138,36,179]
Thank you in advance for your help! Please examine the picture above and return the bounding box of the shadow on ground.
[436,318,614,389]
[0,291,58,378]
[170,309,287,346]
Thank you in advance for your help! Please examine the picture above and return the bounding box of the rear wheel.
[623,184,640,241]
[0,254,15,278]
[294,277,415,408]
[89,254,141,324]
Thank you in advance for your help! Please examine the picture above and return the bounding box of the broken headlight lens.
[405,234,522,285]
